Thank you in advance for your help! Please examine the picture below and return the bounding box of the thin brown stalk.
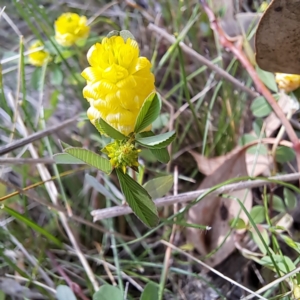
[200,0,300,174]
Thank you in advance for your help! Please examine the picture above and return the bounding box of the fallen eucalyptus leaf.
[187,147,252,267]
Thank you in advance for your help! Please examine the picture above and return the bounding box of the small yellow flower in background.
[275,73,300,93]
[81,35,155,136]
[28,41,50,67]
[102,140,141,173]
[54,13,90,47]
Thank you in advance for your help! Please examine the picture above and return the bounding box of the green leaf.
[107,30,120,38]
[50,65,63,86]
[280,234,300,254]
[251,226,270,255]
[260,254,296,274]
[239,134,268,155]
[59,140,73,150]
[120,30,136,41]
[64,148,112,174]
[94,118,127,140]
[275,146,295,163]
[229,218,246,229]
[53,153,86,164]
[138,132,170,162]
[56,285,77,300]
[143,175,173,199]
[152,113,169,131]
[30,67,42,90]
[140,282,159,300]
[93,285,123,300]
[136,131,176,149]
[256,66,278,92]
[134,93,161,133]
[150,148,170,163]
[268,195,286,213]
[54,50,75,63]
[116,169,159,227]
[3,206,62,247]
[284,188,297,210]
[250,96,272,117]
[252,118,265,138]
[250,205,265,224]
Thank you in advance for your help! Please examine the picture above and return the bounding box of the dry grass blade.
[256,0,300,74]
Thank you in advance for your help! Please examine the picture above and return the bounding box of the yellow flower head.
[81,35,155,136]
[54,13,90,47]
[102,139,141,173]
[275,73,300,93]
[28,41,50,67]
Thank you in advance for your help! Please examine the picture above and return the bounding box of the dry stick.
[199,0,300,173]
[160,240,267,300]
[91,172,300,221]
[147,23,258,99]
[0,158,55,164]
[0,115,79,156]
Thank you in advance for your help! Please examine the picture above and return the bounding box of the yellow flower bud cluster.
[81,36,155,136]
[102,140,141,173]
[54,13,90,47]
[28,41,50,67]
[275,73,300,93]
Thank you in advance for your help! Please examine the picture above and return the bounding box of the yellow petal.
[81,67,102,83]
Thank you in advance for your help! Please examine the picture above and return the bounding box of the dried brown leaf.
[186,147,252,267]
[256,0,300,74]
[190,146,271,177]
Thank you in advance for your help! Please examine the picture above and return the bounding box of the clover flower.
[28,41,50,67]
[54,13,90,47]
[81,35,155,136]
[102,139,141,173]
[275,73,300,93]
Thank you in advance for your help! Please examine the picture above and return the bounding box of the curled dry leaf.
[256,0,300,74]
[189,146,271,177]
[186,147,252,267]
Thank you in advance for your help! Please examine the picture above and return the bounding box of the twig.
[199,0,300,173]
[242,265,300,299]
[147,23,258,98]
[91,172,300,221]
[0,115,79,156]
[160,240,267,300]
[0,158,55,164]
